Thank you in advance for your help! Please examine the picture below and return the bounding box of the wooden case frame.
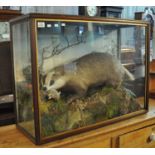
[10,14,150,145]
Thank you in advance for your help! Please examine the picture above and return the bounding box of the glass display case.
[10,14,150,144]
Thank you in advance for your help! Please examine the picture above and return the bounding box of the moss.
[105,102,119,118]
[128,98,141,112]
[22,65,32,83]
[17,82,34,122]
[101,86,114,95]
[53,112,68,132]
[40,85,142,137]
[41,112,55,136]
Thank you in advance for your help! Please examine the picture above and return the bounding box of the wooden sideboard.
[0,99,155,148]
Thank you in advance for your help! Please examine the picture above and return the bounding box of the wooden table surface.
[0,99,154,148]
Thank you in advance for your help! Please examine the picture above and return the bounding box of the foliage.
[40,85,142,137]
[17,82,33,122]
[22,65,32,83]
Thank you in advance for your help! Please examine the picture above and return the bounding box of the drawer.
[119,125,155,148]
[62,136,111,148]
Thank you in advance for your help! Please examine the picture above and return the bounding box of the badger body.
[44,52,134,103]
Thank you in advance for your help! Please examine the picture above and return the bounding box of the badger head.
[43,66,64,91]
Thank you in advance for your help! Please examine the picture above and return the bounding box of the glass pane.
[12,21,35,137]
[36,20,146,139]
[121,26,146,108]
[0,22,10,42]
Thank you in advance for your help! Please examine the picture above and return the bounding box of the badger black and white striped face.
[43,71,61,91]
[42,68,66,101]
[43,65,65,91]
[42,71,62,100]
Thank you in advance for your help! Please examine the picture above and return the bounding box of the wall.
[121,6,146,19]
[0,6,78,15]
[0,6,151,17]
[0,6,154,58]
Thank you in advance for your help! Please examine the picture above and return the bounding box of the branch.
[40,28,87,72]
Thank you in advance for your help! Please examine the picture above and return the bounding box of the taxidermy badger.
[43,52,135,103]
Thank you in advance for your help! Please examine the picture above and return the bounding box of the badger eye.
[50,80,54,85]
[52,73,57,77]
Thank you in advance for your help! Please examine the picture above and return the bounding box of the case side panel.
[11,19,35,141]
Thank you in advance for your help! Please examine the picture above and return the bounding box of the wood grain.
[119,125,155,148]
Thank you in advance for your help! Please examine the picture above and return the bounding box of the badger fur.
[43,52,134,103]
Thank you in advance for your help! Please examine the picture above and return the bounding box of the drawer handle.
[148,133,155,143]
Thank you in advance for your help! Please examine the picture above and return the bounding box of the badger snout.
[44,88,61,101]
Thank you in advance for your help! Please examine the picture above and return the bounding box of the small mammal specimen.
[43,52,134,103]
